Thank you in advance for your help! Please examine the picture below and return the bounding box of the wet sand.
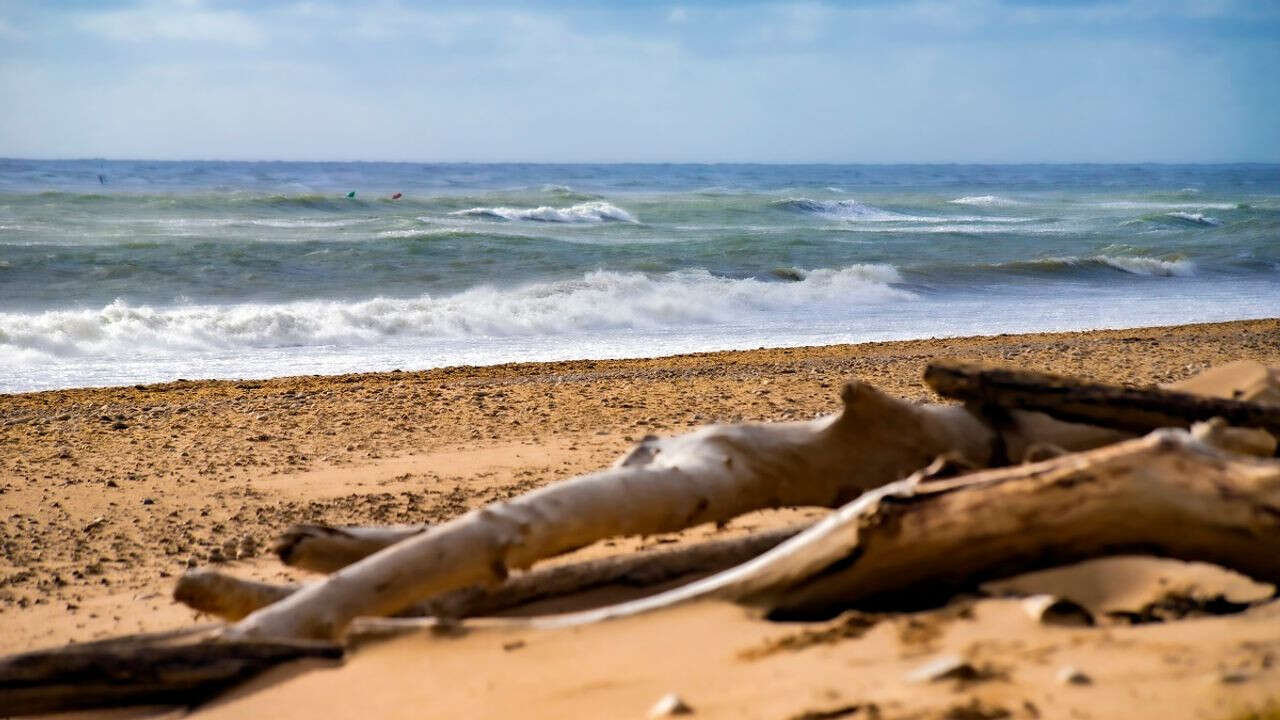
[2,318,1280,718]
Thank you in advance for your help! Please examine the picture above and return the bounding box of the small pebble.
[648,692,693,717]
[905,654,978,683]
[1217,670,1250,684]
[1057,666,1091,685]
[1022,594,1093,627]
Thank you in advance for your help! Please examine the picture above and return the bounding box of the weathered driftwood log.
[925,360,1280,438]
[178,526,803,621]
[273,524,427,573]
[0,627,340,716]
[227,381,995,639]
[520,429,1280,627]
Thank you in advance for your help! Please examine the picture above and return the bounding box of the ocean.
[1,160,1278,393]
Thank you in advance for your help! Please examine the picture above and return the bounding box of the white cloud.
[75,1,266,46]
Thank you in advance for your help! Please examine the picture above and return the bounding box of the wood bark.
[177,526,802,621]
[0,627,340,716]
[227,381,995,640]
[273,524,427,573]
[925,360,1280,439]
[520,429,1280,627]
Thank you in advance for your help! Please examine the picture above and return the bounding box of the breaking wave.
[451,201,637,223]
[948,195,1022,207]
[771,198,912,221]
[984,255,1197,277]
[0,265,911,359]
[1162,211,1222,227]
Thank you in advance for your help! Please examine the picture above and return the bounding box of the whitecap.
[451,201,636,224]
[1163,211,1221,226]
[0,265,911,359]
[1094,255,1196,277]
[1093,201,1237,211]
[948,195,1022,207]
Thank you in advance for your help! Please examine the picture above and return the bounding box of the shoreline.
[7,315,1280,398]
[3,318,1280,718]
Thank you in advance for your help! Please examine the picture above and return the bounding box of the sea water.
[1,160,1277,392]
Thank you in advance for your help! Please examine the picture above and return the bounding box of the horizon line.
[4,157,1280,167]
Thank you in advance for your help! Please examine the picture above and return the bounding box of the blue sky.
[2,1,1278,162]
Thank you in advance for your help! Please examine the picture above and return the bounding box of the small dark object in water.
[391,192,402,200]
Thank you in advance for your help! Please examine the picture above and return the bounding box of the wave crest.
[991,255,1196,277]
[0,265,910,359]
[948,195,1022,207]
[1162,211,1221,227]
[452,201,636,223]
[771,198,911,221]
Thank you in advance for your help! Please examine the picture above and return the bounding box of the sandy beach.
[3,318,1280,718]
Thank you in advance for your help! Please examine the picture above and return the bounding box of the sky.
[1,0,1278,163]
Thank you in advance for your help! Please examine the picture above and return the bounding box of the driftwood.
[227,381,995,640]
[0,627,341,716]
[926,360,1280,439]
[177,525,803,621]
[11,363,1280,714]
[514,428,1280,626]
[273,524,427,573]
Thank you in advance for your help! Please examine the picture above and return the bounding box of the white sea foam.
[452,201,637,223]
[1095,255,1195,276]
[775,197,1032,225]
[1163,211,1221,226]
[0,265,910,360]
[1094,201,1237,211]
[948,195,1022,207]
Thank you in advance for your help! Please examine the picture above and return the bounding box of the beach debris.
[1190,417,1276,457]
[214,367,1280,641]
[522,428,1280,629]
[0,626,341,716]
[1020,594,1093,627]
[272,524,429,573]
[648,692,693,717]
[11,361,1280,714]
[905,655,978,684]
[225,380,998,639]
[925,361,1280,438]
[179,526,802,621]
[1056,666,1091,685]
